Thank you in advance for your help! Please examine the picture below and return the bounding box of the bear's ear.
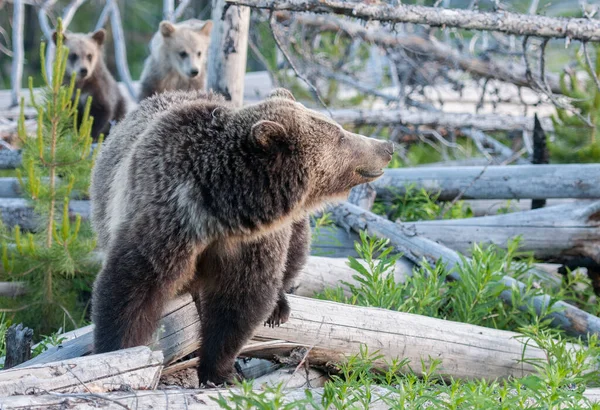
[91,29,106,46]
[160,21,176,37]
[197,20,213,36]
[52,30,66,45]
[268,88,296,102]
[251,120,288,151]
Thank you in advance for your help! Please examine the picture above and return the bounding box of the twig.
[583,42,600,93]
[268,12,331,115]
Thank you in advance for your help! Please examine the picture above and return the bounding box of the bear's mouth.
[356,168,385,179]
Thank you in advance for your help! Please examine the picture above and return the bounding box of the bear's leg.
[196,237,287,385]
[266,217,311,327]
[92,229,198,353]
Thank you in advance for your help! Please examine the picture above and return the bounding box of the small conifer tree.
[0,19,100,336]
[550,45,600,163]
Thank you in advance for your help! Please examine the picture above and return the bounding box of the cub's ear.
[198,20,213,36]
[160,21,176,37]
[251,120,288,151]
[268,88,295,101]
[90,29,106,46]
[52,30,66,45]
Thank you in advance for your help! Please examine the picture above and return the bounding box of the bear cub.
[53,29,126,141]
[138,19,213,101]
[90,88,393,385]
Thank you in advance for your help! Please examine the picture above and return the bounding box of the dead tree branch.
[107,0,136,99]
[230,0,600,41]
[9,0,24,107]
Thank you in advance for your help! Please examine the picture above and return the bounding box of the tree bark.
[280,13,562,94]
[327,108,552,132]
[3,324,33,369]
[10,0,25,108]
[406,201,600,263]
[229,0,600,41]
[329,202,600,339]
[207,0,250,106]
[372,164,600,201]
[0,346,163,396]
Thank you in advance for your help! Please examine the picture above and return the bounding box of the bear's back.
[90,90,226,249]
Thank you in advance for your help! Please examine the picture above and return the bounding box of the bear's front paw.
[264,296,291,328]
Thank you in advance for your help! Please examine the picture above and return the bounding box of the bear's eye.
[69,53,77,62]
[338,132,345,144]
[86,54,92,61]
[179,51,188,58]
[197,51,202,57]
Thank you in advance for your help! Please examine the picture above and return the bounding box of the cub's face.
[246,89,394,209]
[53,29,105,82]
[159,20,213,79]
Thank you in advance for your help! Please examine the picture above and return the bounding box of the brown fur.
[53,29,126,141]
[90,88,393,385]
[138,19,213,101]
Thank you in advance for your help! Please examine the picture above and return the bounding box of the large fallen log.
[372,165,600,201]
[464,199,577,217]
[328,108,551,133]
[282,13,561,94]
[329,202,600,339]
[19,294,553,381]
[0,346,163,396]
[407,201,600,263]
[227,0,600,41]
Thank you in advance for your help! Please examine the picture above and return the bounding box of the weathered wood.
[283,13,561,94]
[372,165,600,201]
[3,324,33,369]
[251,367,328,389]
[0,198,90,230]
[207,0,250,106]
[10,0,25,107]
[407,201,600,263]
[464,199,577,217]
[227,0,600,41]
[327,108,552,133]
[18,294,556,381]
[347,183,376,211]
[0,346,163,396]
[0,386,395,409]
[0,282,27,297]
[330,202,600,339]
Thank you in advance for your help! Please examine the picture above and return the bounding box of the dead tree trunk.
[228,0,600,41]
[531,114,549,209]
[3,324,33,369]
[10,0,25,108]
[329,202,600,339]
[372,164,600,201]
[406,201,600,263]
[206,0,250,106]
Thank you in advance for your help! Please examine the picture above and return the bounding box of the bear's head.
[157,19,213,79]
[232,88,394,212]
[53,29,106,82]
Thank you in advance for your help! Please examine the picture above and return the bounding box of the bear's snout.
[189,68,200,77]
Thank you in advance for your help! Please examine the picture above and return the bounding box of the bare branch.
[229,0,600,41]
[10,0,24,107]
[583,42,600,93]
[61,0,86,28]
[94,2,112,31]
[174,0,192,20]
[163,0,174,21]
[108,0,136,99]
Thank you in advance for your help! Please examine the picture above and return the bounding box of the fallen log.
[463,199,577,217]
[329,202,600,339]
[0,198,90,230]
[0,346,163,396]
[0,281,27,297]
[19,294,553,381]
[3,324,33,369]
[227,0,600,42]
[0,386,394,409]
[251,367,328,389]
[406,201,600,263]
[372,165,600,201]
[282,13,561,94]
[347,183,376,211]
[328,108,551,133]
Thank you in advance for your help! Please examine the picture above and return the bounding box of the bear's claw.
[264,297,291,328]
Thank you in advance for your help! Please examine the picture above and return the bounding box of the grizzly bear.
[90,88,393,385]
[53,29,126,141]
[138,19,213,102]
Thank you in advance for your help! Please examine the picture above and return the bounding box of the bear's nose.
[190,68,199,77]
[80,68,88,76]
[384,141,394,155]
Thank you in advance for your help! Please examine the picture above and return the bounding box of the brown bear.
[138,19,213,102]
[53,29,126,141]
[89,88,393,385]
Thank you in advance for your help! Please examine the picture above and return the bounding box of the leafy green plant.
[0,19,100,336]
[550,44,600,163]
[372,183,473,222]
